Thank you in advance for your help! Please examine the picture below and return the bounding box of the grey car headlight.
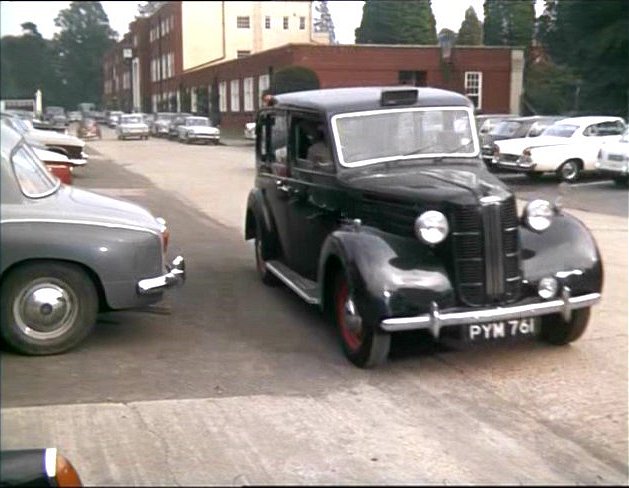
[414,210,449,245]
[524,199,553,232]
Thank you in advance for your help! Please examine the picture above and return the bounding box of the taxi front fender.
[318,227,455,321]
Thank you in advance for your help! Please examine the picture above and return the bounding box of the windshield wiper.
[445,142,475,155]
[401,143,442,157]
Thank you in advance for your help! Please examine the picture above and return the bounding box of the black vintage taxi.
[244,87,603,368]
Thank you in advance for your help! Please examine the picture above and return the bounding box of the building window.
[258,74,270,107]
[244,77,254,112]
[133,35,138,47]
[283,16,289,29]
[170,15,174,30]
[169,53,175,78]
[265,16,271,29]
[237,50,251,58]
[398,70,427,86]
[237,16,250,29]
[299,16,305,30]
[219,81,227,112]
[465,71,482,109]
[230,79,240,112]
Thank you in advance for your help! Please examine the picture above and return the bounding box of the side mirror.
[0,448,82,487]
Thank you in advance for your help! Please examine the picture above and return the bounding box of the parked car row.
[476,113,628,184]
[147,112,221,145]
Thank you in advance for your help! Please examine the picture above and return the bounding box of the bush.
[271,66,320,95]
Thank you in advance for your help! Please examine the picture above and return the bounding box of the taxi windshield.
[332,107,478,168]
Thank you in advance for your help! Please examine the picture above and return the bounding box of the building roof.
[273,86,473,115]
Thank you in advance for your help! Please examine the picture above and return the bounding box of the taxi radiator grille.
[452,198,521,306]
[359,197,417,238]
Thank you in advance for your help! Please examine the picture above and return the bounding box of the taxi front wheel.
[540,308,590,345]
[333,272,390,368]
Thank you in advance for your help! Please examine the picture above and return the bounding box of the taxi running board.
[266,261,320,305]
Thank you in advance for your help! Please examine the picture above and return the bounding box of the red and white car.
[492,116,626,182]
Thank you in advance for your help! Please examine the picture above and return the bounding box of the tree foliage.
[0,23,60,103]
[271,66,320,95]
[534,0,628,115]
[52,1,117,108]
[483,0,535,46]
[355,0,437,45]
[457,7,483,45]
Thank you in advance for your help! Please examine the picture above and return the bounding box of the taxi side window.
[257,111,288,175]
[291,116,335,174]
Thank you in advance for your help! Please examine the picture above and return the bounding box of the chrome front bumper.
[137,256,186,295]
[380,287,600,337]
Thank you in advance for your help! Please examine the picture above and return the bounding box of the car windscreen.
[490,121,522,137]
[332,107,477,167]
[542,124,578,137]
[12,142,60,197]
[187,118,209,126]
[121,116,143,124]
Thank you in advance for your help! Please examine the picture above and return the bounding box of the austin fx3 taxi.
[244,87,603,368]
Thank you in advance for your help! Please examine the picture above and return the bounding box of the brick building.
[102,0,328,113]
[103,2,524,131]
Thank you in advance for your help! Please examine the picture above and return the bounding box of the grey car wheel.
[1,262,98,355]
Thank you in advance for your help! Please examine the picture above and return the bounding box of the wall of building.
[176,44,521,130]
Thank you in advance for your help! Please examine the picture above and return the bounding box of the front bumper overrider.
[137,256,186,295]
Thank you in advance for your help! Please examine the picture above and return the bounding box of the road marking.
[566,180,614,188]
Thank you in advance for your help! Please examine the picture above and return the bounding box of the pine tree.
[539,0,629,115]
[313,1,337,44]
[483,0,534,46]
[355,0,437,45]
[457,6,483,45]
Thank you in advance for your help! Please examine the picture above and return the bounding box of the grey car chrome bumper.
[137,256,186,295]
[380,287,600,337]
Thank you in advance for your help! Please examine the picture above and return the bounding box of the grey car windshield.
[121,115,144,124]
[186,117,209,126]
[332,107,477,167]
[542,124,578,138]
[491,121,522,137]
[12,143,59,197]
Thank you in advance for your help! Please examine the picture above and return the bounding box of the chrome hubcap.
[343,297,363,335]
[14,279,77,340]
[562,163,577,180]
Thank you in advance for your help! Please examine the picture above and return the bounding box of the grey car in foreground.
[0,124,186,355]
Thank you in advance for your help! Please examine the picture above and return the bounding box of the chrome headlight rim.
[524,199,553,232]
[414,210,449,245]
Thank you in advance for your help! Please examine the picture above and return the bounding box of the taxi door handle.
[275,180,292,194]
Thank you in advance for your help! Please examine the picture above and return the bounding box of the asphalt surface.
[1,129,627,485]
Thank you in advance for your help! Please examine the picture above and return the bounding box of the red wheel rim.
[336,279,362,351]
[255,238,266,274]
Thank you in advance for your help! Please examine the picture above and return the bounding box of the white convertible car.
[492,116,626,182]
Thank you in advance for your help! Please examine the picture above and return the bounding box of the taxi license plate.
[465,317,538,342]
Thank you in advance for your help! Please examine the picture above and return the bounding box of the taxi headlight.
[414,211,449,245]
[524,199,553,232]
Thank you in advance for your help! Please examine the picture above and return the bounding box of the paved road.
[2,129,627,485]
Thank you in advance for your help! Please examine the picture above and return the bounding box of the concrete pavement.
[2,131,627,485]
